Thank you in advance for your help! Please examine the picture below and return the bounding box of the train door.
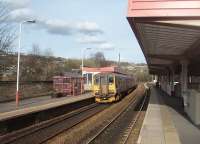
[100,74,108,96]
[108,74,115,94]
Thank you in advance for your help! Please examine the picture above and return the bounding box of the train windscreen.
[94,74,113,85]
[108,75,114,84]
[100,75,107,85]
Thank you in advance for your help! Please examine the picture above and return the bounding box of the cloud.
[77,21,103,35]
[38,19,75,35]
[77,35,106,44]
[35,19,103,36]
[77,35,115,51]
[1,0,30,10]
[1,0,104,37]
[9,8,36,22]
[1,0,35,22]
[97,43,115,50]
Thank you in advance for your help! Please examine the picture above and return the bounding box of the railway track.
[0,84,149,144]
[121,90,149,144]
[86,88,149,144]
[0,103,109,144]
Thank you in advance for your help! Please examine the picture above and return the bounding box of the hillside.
[0,53,151,82]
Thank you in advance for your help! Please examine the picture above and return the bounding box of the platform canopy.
[127,0,200,75]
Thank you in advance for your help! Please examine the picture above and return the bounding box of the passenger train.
[92,72,137,103]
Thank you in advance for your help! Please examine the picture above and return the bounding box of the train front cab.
[93,73,118,103]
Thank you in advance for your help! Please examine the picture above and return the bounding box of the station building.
[127,1,200,143]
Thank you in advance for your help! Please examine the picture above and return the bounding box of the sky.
[1,0,146,63]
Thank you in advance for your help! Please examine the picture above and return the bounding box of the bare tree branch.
[0,2,15,55]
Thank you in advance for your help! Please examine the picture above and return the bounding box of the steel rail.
[0,103,108,144]
[86,93,139,144]
[121,90,148,144]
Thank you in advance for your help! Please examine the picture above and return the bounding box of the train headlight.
[95,91,99,95]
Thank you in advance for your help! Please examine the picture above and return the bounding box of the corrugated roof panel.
[127,0,200,74]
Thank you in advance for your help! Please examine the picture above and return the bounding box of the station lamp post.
[81,47,92,76]
[16,20,36,107]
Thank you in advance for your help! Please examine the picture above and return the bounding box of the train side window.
[56,78,63,83]
[101,75,107,85]
[63,78,70,83]
[108,75,114,84]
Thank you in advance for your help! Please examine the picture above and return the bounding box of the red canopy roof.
[82,66,125,74]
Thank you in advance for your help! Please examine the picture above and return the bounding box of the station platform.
[138,87,200,144]
[0,93,93,121]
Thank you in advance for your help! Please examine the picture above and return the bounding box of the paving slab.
[159,90,200,144]
[137,88,181,144]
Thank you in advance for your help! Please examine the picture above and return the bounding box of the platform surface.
[0,93,93,121]
[160,89,200,144]
[138,87,200,144]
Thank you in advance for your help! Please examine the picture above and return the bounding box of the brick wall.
[0,83,53,102]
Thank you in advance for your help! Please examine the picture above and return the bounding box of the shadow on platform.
[151,87,200,144]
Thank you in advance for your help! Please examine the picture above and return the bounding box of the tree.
[134,66,151,82]
[90,52,109,67]
[0,2,16,80]
[43,48,53,58]
[30,44,41,56]
[20,44,42,80]
[42,48,53,80]
[0,2,15,55]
